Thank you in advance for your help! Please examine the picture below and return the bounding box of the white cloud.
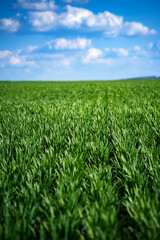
[105,48,110,53]
[29,11,58,31]
[10,56,21,65]
[146,41,160,52]
[61,0,89,4]
[105,45,150,59]
[123,22,156,36]
[133,46,141,51]
[148,42,153,49]
[83,48,113,65]
[28,6,123,33]
[52,57,75,67]
[14,0,57,11]
[28,6,156,37]
[26,45,38,52]
[54,38,91,50]
[86,11,123,37]
[105,45,148,58]
[35,53,65,59]
[13,45,38,55]
[96,58,112,64]
[9,56,38,67]
[157,40,160,51]
[112,48,128,56]
[0,18,20,32]
[59,5,92,28]
[58,6,123,34]
[150,29,157,35]
[0,50,12,59]
[105,47,129,56]
[83,48,103,63]
[133,46,147,55]
[60,58,74,66]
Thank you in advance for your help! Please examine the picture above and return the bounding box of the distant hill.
[126,76,160,80]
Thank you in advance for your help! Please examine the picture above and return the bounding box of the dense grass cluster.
[0,79,160,239]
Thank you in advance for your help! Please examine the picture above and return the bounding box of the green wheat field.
[0,79,160,240]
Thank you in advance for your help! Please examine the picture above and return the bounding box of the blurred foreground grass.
[0,79,160,239]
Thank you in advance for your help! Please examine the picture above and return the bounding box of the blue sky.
[0,0,160,80]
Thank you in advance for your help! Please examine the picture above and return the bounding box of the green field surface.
[0,79,160,240]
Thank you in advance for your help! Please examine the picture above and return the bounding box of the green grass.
[0,79,160,240]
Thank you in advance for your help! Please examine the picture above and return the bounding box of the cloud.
[59,5,92,28]
[14,0,57,11]
[60,57,74,66]
[0,18,20,32]
[122,22,156,36]
[146,41,160,52]
[105,47,129,57]
[26,45,38,52]
[96,58,112,64]
[14,45,39,56]
[106,45,150,58]
[1,40,158,75]
[53,38,91,50]
[83,48,113,65]
[58,6,123,34]
[28,6,156,38]
[34,53,64,59]
[86,11,123,36]
[29,6,123,33]
[29,6,92,31]
[133,45,147,55]
[112,48,129,56]
[60,0,90,4]
[148,42,154,49]
[0,50,12,59]
[157,40,160,51]
[9,56,38,67]
[133,46,141,51]
[29,11,58,31]
[83,48,103,63]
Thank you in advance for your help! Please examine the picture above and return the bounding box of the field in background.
[0,79,160,239]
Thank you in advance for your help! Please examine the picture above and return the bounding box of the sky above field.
[0,0,160,80]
